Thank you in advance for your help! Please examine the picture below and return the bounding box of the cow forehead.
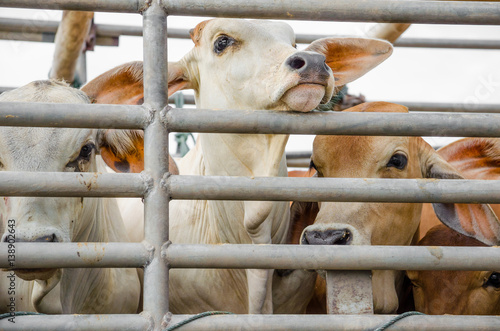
[193,18,295,47]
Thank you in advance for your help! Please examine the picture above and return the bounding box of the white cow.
[0,80,141,314]
[82,18,393,314]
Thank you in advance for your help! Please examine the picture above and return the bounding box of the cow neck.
[59,156,136,313]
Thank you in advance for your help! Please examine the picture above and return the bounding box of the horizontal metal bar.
[164,244,500,270]
[395,37,500,50]
[400,101,500,113]
[0,243,150,268]
[163,0,500,25]
[0,0,144,13]
[286,158,310,168]
[0,172,146,197]
[168,176,500,203]
[0,314,149,331]
[0,102,146,129]
[4,17,500,50]
[168,314,500,331]
[166,108,500,136]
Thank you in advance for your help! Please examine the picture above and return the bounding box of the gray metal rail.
[3,17,500,50]
[3,0,500,25]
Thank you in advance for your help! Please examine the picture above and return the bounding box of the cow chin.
[15,268,58,281]
[281,84,325,112]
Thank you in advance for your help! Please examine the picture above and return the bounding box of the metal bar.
[4,17,500,50]
[0,102,146,129]
[164,244,500,270]
[0,172,145,197]
[0,31,118,46]
[169,176,500,203]
[400,101,500,113]
[167,314,500,331]
[142,1,169,329]
[395,37,500,50]
[166,108,500,136]
[0,314,149,331]
[326,271,373,314]
[0,0,144,13]
[162,0,500,25]
[0,243,149,268]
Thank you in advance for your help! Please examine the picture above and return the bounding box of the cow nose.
[1,233,58,243]
[285,52,330,76]
[301,229,351,245]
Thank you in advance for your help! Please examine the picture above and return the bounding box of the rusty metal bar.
[326,271,374,314]
[142,1,170,329]
[0,243,149,268]
[0,172,146,197]
[164,244,500,270]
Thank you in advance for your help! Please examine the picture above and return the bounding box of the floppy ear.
[99,130,179,175]
[419,140,500,245]
[305,38,393,86]
[81,61,193,104]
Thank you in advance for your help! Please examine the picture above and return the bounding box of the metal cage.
[2,1,500,330]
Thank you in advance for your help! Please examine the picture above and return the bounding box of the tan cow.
[286,102,500,314]
[0,80,141,314]
[405,138,500,315]
[81,18,393,314]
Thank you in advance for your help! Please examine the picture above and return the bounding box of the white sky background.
[2,8,500,155]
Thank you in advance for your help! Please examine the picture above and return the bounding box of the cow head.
[168,19,392,112]
[293,101,500,313]
[83,19,392,115]
[407,224,500,315]
[0,80,143,281]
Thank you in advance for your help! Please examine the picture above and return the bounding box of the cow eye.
[79,143,94,159]
[387,153,407,170]
[485,272,500,288]
[214,35,235,55]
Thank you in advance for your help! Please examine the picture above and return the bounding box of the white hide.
[0,81,140,314]
[114,18,393,314]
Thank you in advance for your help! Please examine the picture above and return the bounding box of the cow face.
[168,18,392,112]
[294,101,500,313]
[0,80,142,281]
[407,224,500,315]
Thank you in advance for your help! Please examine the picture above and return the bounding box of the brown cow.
[406,224,500,315]
[405,138,500,315]
[283,105,500,314]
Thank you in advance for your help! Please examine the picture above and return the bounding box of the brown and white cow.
[81,18,393,314]
[406,138,500,315]
[0,80,141,314]
[284,103,500,314]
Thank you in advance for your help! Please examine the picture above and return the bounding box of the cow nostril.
[35,234,58,243]
[287,56,306,70]
[302,229,352,245]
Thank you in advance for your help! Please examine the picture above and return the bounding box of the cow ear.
[81,61,193,105]
[98,130,179,174]
[420,140,500,245]
[305,38,393,86]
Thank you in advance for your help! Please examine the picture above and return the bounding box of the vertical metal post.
[142,1,169,330]
[326,271,374,314]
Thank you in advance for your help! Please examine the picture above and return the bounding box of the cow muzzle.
[281,51,334,112]
[301,228,351,246]
[2,232,60,281]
